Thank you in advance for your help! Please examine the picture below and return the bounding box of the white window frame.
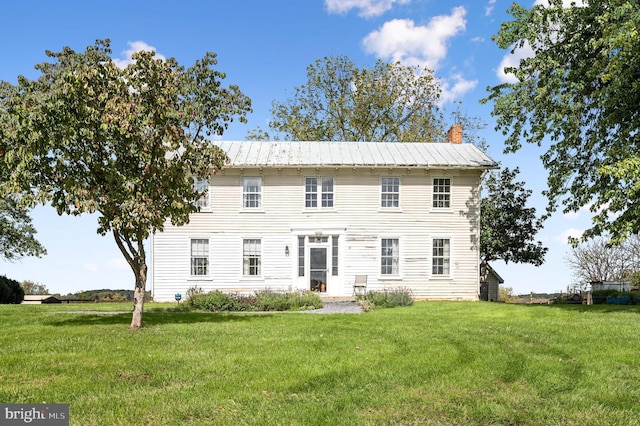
[304,176,334,209]
[380,237,400,277]
[242,177,262,209]
[432,177,451,209]
[380,177,400,209]
[432,238,452,277]
[242,238,262,277]
[193,178,210,211]
[190,238,209,277]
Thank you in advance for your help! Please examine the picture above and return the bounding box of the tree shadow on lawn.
[46,311,273,327]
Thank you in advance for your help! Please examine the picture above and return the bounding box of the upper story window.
[243,177,262,209]
[381,177,400,208]
[305,177,334,209]
[432,178,451,209]
[190,238,209,276]
[193,178,209,210]
[432,238,451,276]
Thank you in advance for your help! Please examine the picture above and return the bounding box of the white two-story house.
[150,128,497,301]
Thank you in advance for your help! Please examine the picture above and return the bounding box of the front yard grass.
[1,302,639,425]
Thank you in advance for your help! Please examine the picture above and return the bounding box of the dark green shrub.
[291,290,323,310]
[362,287,414,309]
[188,290,237,312]
[592,290,640,304]
[0,275,25,304]
[256,289,292,311]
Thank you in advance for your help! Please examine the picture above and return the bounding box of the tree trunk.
[130,262,147,329]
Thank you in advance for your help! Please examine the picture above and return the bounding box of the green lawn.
[1,302,639,425]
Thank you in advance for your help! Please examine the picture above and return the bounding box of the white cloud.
[485,0,497,16]
[438,74,478,104]
[534,0,585,6]
[362,7,467,70]
[113,41,166,69]
[325,0,411,18]
[471,36,485,43]
[553,227,584,244]
[84,262,100,272]
[107,258,130,270]
[496,41,533,84]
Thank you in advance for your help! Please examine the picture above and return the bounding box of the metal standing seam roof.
[214,141,498,169]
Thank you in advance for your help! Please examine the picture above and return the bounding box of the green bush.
[362,287,414,309]
[187,289,322,312]
[591,290,640,304]
[188,290,238,312]
[0,275,25,304]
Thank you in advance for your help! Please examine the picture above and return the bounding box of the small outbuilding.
[480,263,504,302]
[22,295,62,304]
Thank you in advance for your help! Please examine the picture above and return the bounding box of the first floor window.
[298,236,305,277]
[433,178,451,208]
[191,239,209,276]
[432,238,451,275]
[193,178,209,209]
[381,177,400,208]
[332,235,339,276]
[381,238,399,275]
[243,239,261,276]
[243,177,262,208]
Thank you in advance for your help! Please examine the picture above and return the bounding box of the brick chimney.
[446,124,463,144]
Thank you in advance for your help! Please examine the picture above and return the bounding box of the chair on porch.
[352,275,368,296]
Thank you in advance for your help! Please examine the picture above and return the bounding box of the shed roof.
[215,141,497,169]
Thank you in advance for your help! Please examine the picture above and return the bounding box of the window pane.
[305,178,317,208]
[306,177,333,208]
[433,178,451,208]
[381,238,399,275]
[298,236,305,277]
[191,239,209,276]
[332,235,338,276]
[243,178,262,208]
[432,238,450,275]
[381,177,399,208]
[322,178,334,208]
[243,239,261,276]
[194,178,209,209]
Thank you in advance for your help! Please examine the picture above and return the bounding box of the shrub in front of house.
[361,287,414,309]
[187,289,322,312]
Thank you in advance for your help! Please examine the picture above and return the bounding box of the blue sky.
[1,0,592,295]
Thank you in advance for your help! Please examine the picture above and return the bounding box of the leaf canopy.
[0,39,252,241]
[262,55,444,142]
[484,0,640,243]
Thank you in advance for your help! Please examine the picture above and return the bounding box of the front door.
[310,247,327,293]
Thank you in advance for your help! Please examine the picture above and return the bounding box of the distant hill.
[58,289,151,302]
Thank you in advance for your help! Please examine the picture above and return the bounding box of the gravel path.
[301,300,363,314]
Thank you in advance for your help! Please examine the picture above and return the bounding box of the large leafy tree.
[248,55,444,142]
[480,167,547,268]
[484,0,640,244]
[0,40,251,328]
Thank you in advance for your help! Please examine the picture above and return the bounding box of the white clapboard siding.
[151,140,497,302]
[152,166,487,302]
